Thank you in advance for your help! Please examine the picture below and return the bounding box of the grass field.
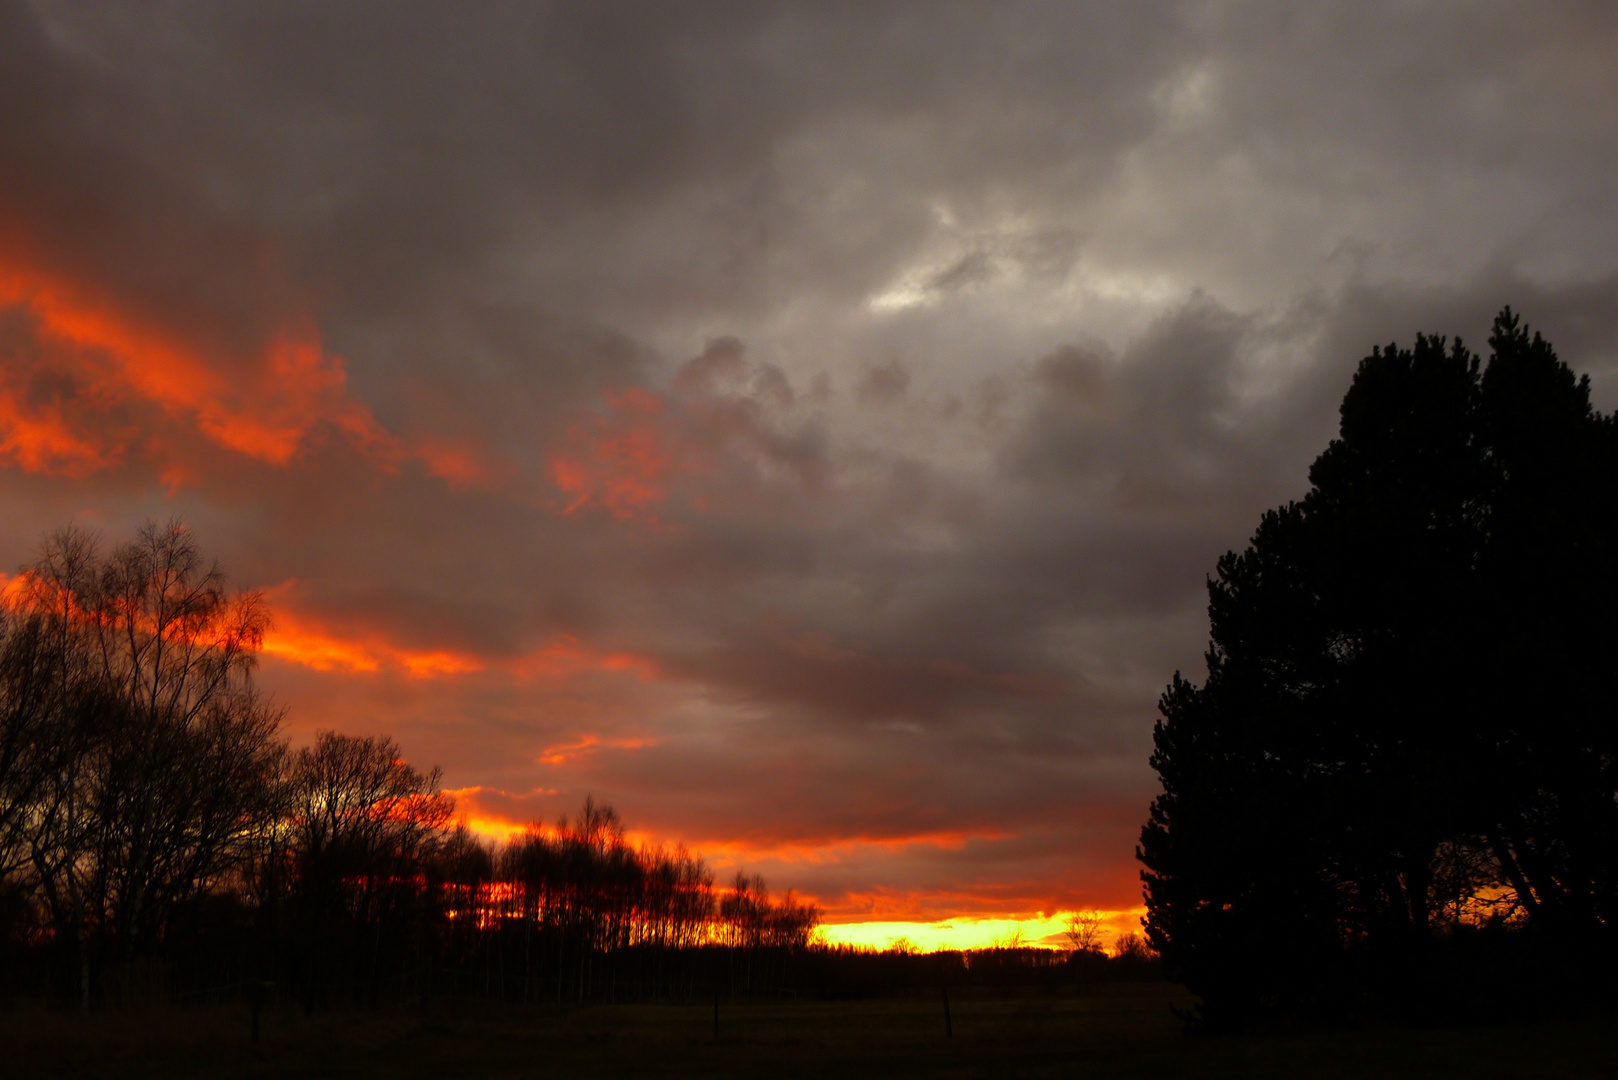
[7,984,1615,1079]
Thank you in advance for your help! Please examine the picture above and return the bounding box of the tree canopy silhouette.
[0,520,820,1009]
[1139,309,1618,1022]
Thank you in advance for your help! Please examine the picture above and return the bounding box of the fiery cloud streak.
[0,256,489,484]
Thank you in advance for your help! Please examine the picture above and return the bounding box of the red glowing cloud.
[260,584,660,684]
[688,827,1016,866]
[0,380,113,476]
[0,255,490,485]
[536,733,656,766]
[261,608,485,677]
[549,387,680,526]
[509,635,661,681]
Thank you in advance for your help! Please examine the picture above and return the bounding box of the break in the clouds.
[3,1,1618,923]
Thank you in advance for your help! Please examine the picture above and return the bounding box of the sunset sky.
[3,2,1617,948]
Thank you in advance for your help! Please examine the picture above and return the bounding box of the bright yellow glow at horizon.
[817,908,1146,954]
[452,807,1147,952]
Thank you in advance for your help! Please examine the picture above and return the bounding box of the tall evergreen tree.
[1140,309,1618,1021]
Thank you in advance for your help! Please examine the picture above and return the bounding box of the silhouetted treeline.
[795,935,1161,1000]
[0,522,817,1010]
[1141,309,1618,1025]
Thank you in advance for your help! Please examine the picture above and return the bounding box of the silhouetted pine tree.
[1140,309,1618,1023]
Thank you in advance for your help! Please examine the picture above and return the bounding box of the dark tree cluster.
[0,522,818,1011]
[1140,310,1618,1024]
[789,938,1159,1002]
[415,802,820,1008]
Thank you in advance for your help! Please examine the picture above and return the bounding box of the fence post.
[250,978,265,1044]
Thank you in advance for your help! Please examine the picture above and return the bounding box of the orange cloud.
[0,258,388,464]
[413,434,495,488]
[442,785,560,843]
[260,586,659,683]
[688,827,1016,867]
[0,381,114,476]
[549,387,679,526]
[0,255,491,485]
[510,634,660,681]
[260,601,484,677]
[537,733,655,766]
[0,572,26,606]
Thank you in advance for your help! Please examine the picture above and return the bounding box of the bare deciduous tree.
[1065,909,1104,954]
[6,522,284,1001]
[2,522,820,1011]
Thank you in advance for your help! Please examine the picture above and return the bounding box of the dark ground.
[6,984,1615,1079]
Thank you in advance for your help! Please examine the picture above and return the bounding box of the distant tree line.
[1141,310,1618,1024]
[0,521,818,1010]
[791,940,1159,1002]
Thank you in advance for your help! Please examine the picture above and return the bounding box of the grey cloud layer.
[5,0,1618,914]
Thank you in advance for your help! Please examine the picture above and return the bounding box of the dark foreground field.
[7,984,1615,1080]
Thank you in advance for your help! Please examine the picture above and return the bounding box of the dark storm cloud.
[5,0,1618,921]
[856,359,911,404]
[6,2,1191,330]
[1308,270,1618,409]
